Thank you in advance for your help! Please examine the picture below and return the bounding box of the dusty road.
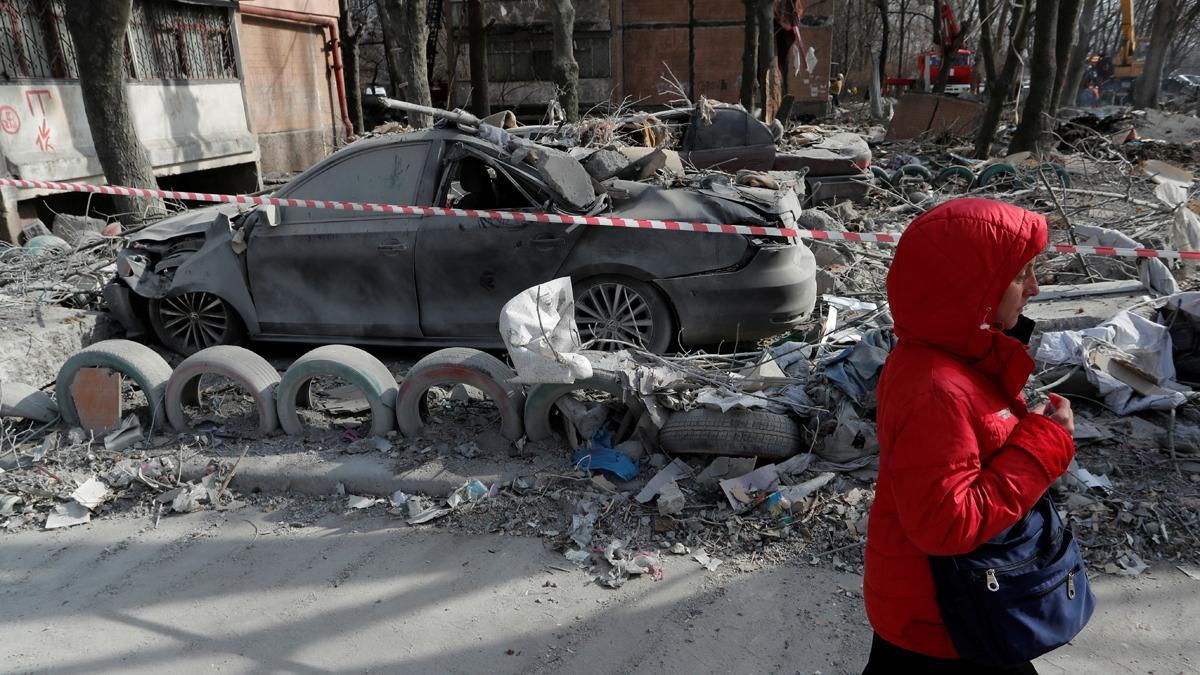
[1,506,1195,674]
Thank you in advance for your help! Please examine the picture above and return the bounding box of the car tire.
[523,372,625,443]
[164,345,281,435]
[55,339,174,430]
[149,292,247,357]
[277,345,399,438]
[659,408,804,459]
[975,163,1025,191]
[933,166,976,192]
[574,276,675,354]
[869,166,893,187]
[890,164,934,186]
[395,348,526,441]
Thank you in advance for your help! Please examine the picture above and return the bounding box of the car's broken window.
[285,143,430,206]
[445,156,538,210]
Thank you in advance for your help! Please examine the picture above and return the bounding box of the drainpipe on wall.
[238,3,355,141]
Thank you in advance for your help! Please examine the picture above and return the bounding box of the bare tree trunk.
[896,0,909,81]
[378,0,432,127]
[64,0,162,224]
[974,0,1033,158]
[875,0,889,81]
[755,0,776,117]
[1048,0,1084,118]
[1134,0,1182,109]
[979,0,999,86]
[740,0,758,110]
[1009,0,1060,154]
[1060,0,1099,107]
[339,0,364,134]
[466,0,490,117]
[375,1,402,98]
[548,0,579,121]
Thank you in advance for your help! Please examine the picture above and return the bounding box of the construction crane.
[1083,0,1146,104]
[884,2,975,95]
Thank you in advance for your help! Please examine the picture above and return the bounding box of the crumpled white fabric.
[1037,310,1187,414]
[499,278,593,384]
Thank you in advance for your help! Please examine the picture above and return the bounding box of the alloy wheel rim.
[159,292,229,353]
[575,283,653,351]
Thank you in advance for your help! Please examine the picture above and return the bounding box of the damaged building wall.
[611,0,833,115]
[0,0,259,243]
[236,0,342,176]
[448,0,613,115]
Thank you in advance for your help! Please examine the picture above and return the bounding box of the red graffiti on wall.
[0,106,20,135]
[24,89,53,153]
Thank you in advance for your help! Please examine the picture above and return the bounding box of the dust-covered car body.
[106,126,817,355]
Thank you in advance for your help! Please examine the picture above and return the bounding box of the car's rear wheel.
[149,292,246,356]
[574,276,674,354]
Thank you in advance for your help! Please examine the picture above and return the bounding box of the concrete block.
[583,149,631,181]
[1026,281,1155,334]
[68,367,122,434]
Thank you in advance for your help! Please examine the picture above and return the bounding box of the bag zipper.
[988,565,1081,597]
[979,529,1066,592]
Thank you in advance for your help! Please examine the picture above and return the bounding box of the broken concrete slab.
[1026,281,1155,333]
[0,381,58,422]
[521,145,597,211]
[583,148,632,181]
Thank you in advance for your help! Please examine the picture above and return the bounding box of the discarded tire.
[1037,162,1072,189]
[975,163,1024,190]
[165,345,281,434]
[277,345,399,438]
[869,166,893,187]
[396,348,526,441]
[659,408,804,459]
[55,339,173,429]
[890,164,934,185]
[933,165,976,192]
[524,372,625,442]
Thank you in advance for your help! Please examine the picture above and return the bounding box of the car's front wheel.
[148,292,246,356]
[574,276,675,354]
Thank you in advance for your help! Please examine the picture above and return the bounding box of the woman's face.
[996,260,1040,330]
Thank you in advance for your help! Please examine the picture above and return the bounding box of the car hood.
[126,203,244,243]
[605,179,800,228]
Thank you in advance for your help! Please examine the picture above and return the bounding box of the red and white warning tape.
[4,177,1198,261]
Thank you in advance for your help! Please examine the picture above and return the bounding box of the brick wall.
[237,14,337,174]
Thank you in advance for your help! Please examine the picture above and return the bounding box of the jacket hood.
[886,199,1047,396]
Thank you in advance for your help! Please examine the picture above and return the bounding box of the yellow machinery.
[1112,0,1145,80]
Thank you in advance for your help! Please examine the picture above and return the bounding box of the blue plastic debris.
[573,424,639,480]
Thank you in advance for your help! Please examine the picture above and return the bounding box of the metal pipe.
[238,4,355,141]
[373,96,481,128]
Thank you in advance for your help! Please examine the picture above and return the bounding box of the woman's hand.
[1030,393,1075,437]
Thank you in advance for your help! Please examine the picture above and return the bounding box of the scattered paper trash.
[71,476,111,511]
[347,495,378,510]
[45,502,91,529]
[103,415,143,453]
[636,458,693,503]
[719,464,781,509]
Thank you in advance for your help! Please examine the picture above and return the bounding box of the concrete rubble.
[1,96,1199,592]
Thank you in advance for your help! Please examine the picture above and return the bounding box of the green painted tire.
[933,165,976,192]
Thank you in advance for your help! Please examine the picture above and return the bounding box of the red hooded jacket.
[864,199,1076,658]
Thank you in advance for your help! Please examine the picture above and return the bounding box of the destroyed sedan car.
[105,127,817,355]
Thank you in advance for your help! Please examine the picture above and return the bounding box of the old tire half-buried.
[933,166,976,192]
[524,371,625,443]
[164,345,280,434]
[396,348,526,441]
[659,408,803,459]
[55,339,173,429]
[149,291,246,356]
[975,163,1024,191]
[277,345,399,438]
[890,164,934,186]
[574,276,675,354]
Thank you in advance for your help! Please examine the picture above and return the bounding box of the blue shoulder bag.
[928,492,1096,666]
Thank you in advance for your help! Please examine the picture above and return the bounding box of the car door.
[415,150,584,338]
[247,141,435,339]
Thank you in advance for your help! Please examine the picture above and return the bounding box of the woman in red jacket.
[863,199,1077,673]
